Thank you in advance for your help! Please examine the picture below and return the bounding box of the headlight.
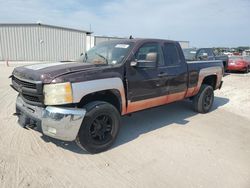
[43,82,73,105]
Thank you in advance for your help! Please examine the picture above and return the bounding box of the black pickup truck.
[11,39,223,153]
[183,48,228,71]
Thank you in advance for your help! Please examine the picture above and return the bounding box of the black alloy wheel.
[89,114,113,144]
[76,101,120,154]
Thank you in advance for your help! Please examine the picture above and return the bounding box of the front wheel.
[192,84,214,113]
[76,101,121,154]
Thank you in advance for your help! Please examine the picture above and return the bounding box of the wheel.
[76,101,121,154]
[193,84,214,113]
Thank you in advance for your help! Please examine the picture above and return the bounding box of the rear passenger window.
[208,50,213,57]
[164,43,181,66]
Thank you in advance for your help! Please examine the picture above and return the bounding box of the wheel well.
[77,90,122,113]
[202,75,217,89]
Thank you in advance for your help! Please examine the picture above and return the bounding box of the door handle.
[158,72,168,77]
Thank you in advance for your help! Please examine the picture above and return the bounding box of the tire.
[76,101,121,154]
[193,84,214,113]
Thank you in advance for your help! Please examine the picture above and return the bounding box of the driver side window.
[135,43,163,66]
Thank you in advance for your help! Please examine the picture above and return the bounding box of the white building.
[0,23,190,61]
[0,23,91,61]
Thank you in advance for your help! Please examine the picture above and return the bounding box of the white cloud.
[0,0,249,47]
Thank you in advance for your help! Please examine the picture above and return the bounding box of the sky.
[0,0,249,47]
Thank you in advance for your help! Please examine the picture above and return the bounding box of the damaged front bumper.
[16,96,86,141]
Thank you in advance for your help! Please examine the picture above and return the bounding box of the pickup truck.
[183,48,228,71]
[11,39,223,153]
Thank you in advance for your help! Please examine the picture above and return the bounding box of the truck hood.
[12,62,103,83]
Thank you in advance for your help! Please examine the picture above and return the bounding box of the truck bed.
[186,60,223,96]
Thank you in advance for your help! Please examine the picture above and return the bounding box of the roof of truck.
[109,38,177,43]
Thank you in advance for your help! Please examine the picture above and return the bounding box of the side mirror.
[130,52,157,68]
[203,52,208,57]
[198,52,208,60]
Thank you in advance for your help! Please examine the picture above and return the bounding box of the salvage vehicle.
[11,39,224,153]
[227,56,250,73]
[183,48,228,71]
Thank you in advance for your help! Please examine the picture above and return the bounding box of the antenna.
[36,21,42,25]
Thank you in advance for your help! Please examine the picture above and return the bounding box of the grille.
[22,94,40,103]
[12,76,36,89]
[12,76,43,106]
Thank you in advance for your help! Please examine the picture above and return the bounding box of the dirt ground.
[0,65,250,188]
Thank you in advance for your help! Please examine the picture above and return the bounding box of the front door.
[126,42,164,113]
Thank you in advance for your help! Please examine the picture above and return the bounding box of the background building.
[178,41,190,49]
[0,23,190,61]
[0,23,91,61]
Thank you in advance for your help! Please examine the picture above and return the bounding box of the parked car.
[223,52,233,57]
[227,56,250,73]
[183,48,228,71]
[11,39,224,153]
[243,50,250,56]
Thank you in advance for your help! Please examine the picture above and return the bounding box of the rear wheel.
[193,84,214,113]
[76,101,120,154]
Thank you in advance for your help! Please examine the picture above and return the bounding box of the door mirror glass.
[145,52,157,63]
[198,52,208,60]
[203,52,208,57]
[132,60,156,68]
[131,52,157,68]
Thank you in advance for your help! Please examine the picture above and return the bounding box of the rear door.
[158,42,188,97]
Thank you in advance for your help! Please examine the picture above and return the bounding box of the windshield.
[78,41,133,65]
[183,48,197,61]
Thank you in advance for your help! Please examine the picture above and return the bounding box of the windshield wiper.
[95,52,108,64]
